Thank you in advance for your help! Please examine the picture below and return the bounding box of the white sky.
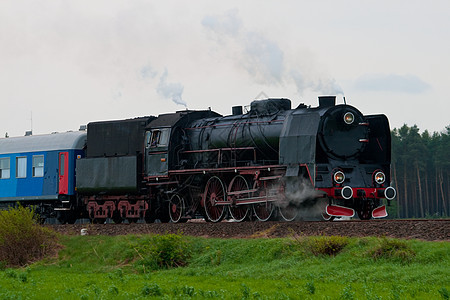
[1,0,449,137]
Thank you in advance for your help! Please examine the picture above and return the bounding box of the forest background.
[390,124,449,218]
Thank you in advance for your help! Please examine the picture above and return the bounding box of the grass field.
[0,233,449,299]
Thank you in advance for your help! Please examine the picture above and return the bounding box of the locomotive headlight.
[334,171,345,184]
[374,171,386,184]
[343,112,355,124]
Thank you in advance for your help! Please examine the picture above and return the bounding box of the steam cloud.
[201,8,242,38]
[202,9,343,96]
[283,178,322,206]
[156,68,187,107]
[140,64,157,79]
[291,70,344,95]
[274,177,327,221]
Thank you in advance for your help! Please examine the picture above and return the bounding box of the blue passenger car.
[0,131,86,216]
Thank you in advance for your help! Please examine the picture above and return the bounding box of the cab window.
[158,129,169,146]
[148,129,170,148]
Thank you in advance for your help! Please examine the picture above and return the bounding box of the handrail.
[181,147,257,165]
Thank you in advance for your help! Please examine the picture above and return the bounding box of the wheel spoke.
[203,176,226,222]
[228,175,250,222]
[252,181,274,221]
[278,204,297,221]
[253,202,274,221]
[169,194,184,223]
[277,181,297,221]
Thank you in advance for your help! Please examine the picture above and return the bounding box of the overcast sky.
[1,0,449,137]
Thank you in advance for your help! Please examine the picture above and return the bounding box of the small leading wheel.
[228,175,250,222]
[203,176,226,222]
[252,182,274,222]
[169,194,185,223]
[358,210,371,220]
[357,201,373,220]
[317,198,335,221]
[322,211,335,221]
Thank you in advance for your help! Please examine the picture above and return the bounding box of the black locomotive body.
[76,95,396,223]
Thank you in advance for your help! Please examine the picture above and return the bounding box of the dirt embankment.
[50,219,450,241]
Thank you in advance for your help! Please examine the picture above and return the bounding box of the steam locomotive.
[0,96,396,223]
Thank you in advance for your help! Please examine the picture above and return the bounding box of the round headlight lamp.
[343,112,355,124]
[374,171,386,184]
[334,171,345,184]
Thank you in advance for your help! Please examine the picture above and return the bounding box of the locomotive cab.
[144,110,222,179]
[145,128,171,177]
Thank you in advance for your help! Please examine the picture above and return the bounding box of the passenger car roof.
[0,131,86,154]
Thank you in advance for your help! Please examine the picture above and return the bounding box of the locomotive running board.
[372,205,388,218]
[326,205,355,217]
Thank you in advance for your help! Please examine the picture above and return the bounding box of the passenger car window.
[16,157,27,178]
[0,158,10,179]
[33,155,44,177]
[60,153,65,176]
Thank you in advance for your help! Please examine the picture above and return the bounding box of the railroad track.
[49,219,450,241]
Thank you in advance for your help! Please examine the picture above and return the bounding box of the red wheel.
[203,176,226,222]
[169,194,185,223]
[252,182,274,222]
[228,175,250,222]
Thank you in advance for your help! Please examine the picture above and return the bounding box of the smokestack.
[232,106,243,115]
[318,96,336,108]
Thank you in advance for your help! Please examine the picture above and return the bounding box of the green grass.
[0,234,449,299]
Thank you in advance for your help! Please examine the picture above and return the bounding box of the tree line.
[389,124,449,218]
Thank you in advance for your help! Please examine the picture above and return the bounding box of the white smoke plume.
[273,177,328,221]
[140,64,157,79]
[242,31,284,84]
[313,77,344,95]
[295,199,330,221]
[290,70,344,96]
[202,9,343,95]
[156,68,187,107]
[201,8,242,38]
[202,9,284,85]
[279,177,323,207]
